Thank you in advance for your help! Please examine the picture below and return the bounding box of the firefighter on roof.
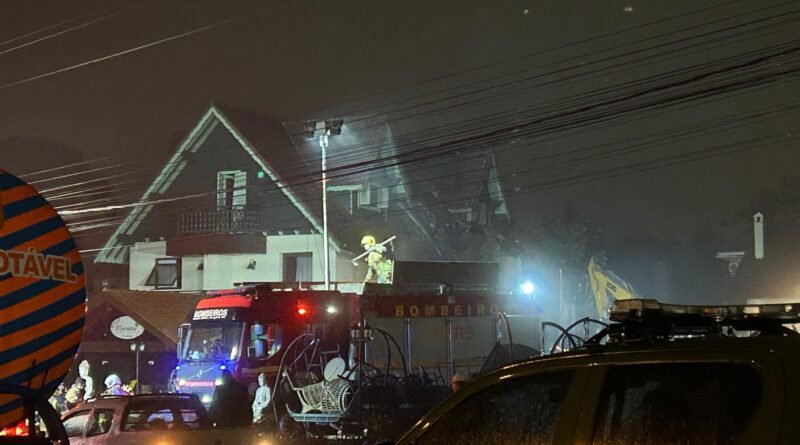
[360,235,394,283]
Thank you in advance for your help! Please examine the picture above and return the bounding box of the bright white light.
[178,378,187,387]
[215,377,224,386]
[521,281,535,295]
[326,305,338,314]
[201,394,212,404]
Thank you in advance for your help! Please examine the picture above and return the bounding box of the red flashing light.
[296,298,312,317]
[0,421,27,436]
[197,296,252,309]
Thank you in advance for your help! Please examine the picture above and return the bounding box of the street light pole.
[559,268,563,326]
[309,120,342,290]
[130,342,145,394]
[319,127,331,290]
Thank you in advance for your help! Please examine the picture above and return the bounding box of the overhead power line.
[0,11,252,91]
[56,52,796,229]
[17,156,115,178]
[0,17,77,48]
[61,94,800,233]
[0,9,130,57]
[75,129,797,257]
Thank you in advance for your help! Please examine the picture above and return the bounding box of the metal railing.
[178,207,261,234]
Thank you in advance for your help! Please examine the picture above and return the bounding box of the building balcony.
[178,207,261,235]
[169,208,265,257]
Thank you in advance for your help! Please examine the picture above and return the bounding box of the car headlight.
[201,394,212,404]
[254,434,276,445]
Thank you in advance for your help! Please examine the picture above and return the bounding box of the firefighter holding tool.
[356,235,394,283]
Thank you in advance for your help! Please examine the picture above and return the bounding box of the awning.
[88,289,202,346]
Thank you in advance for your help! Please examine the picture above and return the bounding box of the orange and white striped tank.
[0,169,86,428]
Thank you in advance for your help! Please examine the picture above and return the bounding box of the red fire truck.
[173,262,540,442]
[174,289,357,404]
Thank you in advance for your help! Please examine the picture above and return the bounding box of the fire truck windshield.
[182,322,243,361]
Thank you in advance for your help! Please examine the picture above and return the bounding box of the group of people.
[53,360,462,429]
[49,360,133,414]
[49,360,272,426]
[49,360,93,412]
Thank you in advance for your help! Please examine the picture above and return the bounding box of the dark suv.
[392,299,800,445]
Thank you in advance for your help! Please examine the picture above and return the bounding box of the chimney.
[753,212,764,260]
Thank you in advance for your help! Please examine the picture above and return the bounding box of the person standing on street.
[209,369,251,427]
[103,374,129,396]
[450,373,472,393]
[65,378,85,409]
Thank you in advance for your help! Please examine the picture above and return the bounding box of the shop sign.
[110,316,144,339]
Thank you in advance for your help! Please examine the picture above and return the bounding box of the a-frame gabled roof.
[89,289,202,345]
[96,103,357,264]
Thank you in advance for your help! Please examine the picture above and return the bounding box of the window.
[251,322,283,359]
[329,185,362,215]
[122,400,211,431]
[418,370,573,445]
[178,409,204,429]
[448,208,473,223]
[145,257,181,289]
[376,186,390,209]
[86,409,114,436]
[283,252,312,282]
[216,170,247,207]
[474,203,487,224]
[182,322,244,360]
[358,186,371,207]
[63,410,91,438]
[592,362,762,445]
[331,189,355,214]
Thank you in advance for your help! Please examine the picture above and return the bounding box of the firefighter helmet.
[104,374,122,388]
[361,235,376,246]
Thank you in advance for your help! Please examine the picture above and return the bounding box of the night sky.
[1,0,798,246]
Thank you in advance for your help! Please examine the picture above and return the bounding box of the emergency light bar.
[590,299,800,344]
[205,286,253,297]
[610,299,800,324]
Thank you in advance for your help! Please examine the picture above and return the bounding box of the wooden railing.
[178,208,260,234]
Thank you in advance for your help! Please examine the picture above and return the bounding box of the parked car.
[61,393,258,445]
[390,299,800,445]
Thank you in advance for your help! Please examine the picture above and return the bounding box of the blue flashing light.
[175,365,181,370]
[219,364,227,371]
[521,281,535,296]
